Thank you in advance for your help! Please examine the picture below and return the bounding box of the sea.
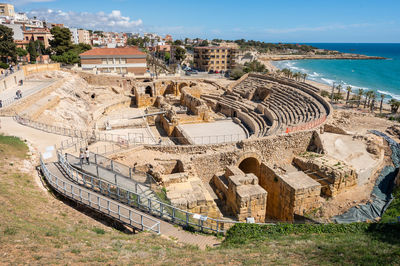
[272,43,400,100]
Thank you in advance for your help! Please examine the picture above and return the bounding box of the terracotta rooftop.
[80,47,146,56]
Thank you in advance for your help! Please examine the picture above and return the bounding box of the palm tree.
[357,89,364,107]
[345,86,352,104]
[370,92,376,111]
[364,91,371,108]
[336,85,342,102]
[380,94,385,113]
[303,73,307,82]
[388,99,400,114]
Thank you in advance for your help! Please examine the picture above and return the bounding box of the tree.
[198,40,209,47]
[336,85,343,99]
[0,25,17,63]
[173,40,183,46]
[243,60,267,73]
[174,46,186,63]
[302,73,307,82]
[164,52,171,62]
[388,99,400,114]
[230,67,245,80]
[345,86,352,104]
[357,89,364,107]
[27,40,38,63]
[370,92,376,111]
[380,94,385,113]
[49,26,73,55]
[16,47,28,57]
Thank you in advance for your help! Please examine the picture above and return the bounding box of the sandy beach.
[261,59,391,111]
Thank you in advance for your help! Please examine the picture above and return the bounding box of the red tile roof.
[80,47,146,56]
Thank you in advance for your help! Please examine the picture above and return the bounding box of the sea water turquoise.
[272,43,400,100]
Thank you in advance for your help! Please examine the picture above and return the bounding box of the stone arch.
[178,82,189,92]
[237,153,262,178]
[145,86,153,97]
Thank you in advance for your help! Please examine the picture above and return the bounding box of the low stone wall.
[293,153,358,197]
[0,70,24,92]
[22,63,60,76]
[67,70,136,90]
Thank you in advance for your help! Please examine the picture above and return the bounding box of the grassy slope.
[1,134,399,265]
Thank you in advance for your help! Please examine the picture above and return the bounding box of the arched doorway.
[145,86,153,97]
[238,157,260,177]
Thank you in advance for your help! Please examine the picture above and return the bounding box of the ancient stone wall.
[22,63,60,76]
[293,153,358,197]
[259,163,321,221]
[212,166,267,222]
[144,131,315,183]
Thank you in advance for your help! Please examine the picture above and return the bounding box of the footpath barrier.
[40,155,161,234]
[58,151,247,233]
[284,115,327,134]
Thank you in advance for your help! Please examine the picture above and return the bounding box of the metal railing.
[57,151,241,233]
[40,155,161,234]
[14,115,136,144]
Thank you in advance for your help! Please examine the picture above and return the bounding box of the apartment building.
[80,47,147,75]
[78,29,91,45]
[69,28,79,44]
[0,3,15,17]
[193,46,237,72]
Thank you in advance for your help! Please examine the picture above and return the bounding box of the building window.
[120,58,126,64]
[216,49,219,52]
[211,61,214,64]
[216,55,219,58]
[216,61,219,64]
[222,55,225,58]
[222,61,225,64]
[102,59,107,64]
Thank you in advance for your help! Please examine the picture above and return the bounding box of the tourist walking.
[85,147,90,165]
[79,149,84,166]
[0,100,2,108]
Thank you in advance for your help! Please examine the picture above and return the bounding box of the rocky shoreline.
[260,54,386,61]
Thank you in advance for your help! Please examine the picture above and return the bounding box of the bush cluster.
[224,222,400,245]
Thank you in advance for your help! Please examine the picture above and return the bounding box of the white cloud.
[5,0,54,6]
[27,8,143,32]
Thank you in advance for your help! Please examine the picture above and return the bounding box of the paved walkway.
[47,161,220,249]
[0,80,55,108]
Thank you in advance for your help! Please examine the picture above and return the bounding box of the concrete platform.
[179,120,247,144]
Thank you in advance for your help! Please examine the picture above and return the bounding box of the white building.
[69,28,79,44]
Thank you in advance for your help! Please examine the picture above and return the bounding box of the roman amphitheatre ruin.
[1,66,397,237]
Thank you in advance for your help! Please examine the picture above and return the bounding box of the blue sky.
[6,0,400,42]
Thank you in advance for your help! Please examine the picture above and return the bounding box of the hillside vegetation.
[1,134,399,265]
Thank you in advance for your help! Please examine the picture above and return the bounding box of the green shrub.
[223,222,400,246]
[92,227,105,235]
[321,90,330,97]
[3,227,17,235]
[0,62,9,69]
[381,187,400,223]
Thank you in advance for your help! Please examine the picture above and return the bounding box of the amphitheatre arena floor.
[179,119,247,144]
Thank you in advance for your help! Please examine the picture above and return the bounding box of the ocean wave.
[377,90,400,100]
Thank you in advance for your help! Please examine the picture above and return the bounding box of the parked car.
[208,70,214,74]
[185,71,191,76]
[214,70,219,74]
